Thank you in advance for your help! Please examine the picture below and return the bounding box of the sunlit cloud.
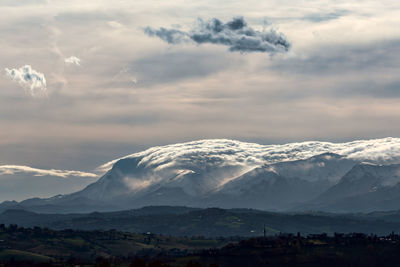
[98,137,400,173]
[0,165,98,178]
[5,65,47,96]
[93,138,400,196]
[64,56,81,66]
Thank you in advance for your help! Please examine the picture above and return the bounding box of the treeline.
[2,225,400,266]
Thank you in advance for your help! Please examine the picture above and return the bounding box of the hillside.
[2,206,400,237]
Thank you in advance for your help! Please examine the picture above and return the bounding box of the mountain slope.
[4,152,357,212]
[299,163,400,212]
[1,138,400,213]
[2,207,400,236]
[204,153,356,210]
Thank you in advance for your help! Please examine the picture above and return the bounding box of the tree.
[130,258,147,267]
[186,260,202,267]
[96,258,111,267]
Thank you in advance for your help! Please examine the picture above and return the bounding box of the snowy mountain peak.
[3,137,400,213]
[72,137,399,204]
[341,162,400,186]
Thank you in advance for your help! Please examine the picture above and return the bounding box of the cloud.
[64,56,81,66]
[144,17,290,54]
[129,50,236,87]
[98,137,400,173]
[0,165,98,178]
[5,65,47,95]
[144,27,188,44]
[301,10,349,22]
[0,0,48,6]
[108,21,124,29]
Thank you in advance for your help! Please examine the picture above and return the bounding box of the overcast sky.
[0,0,399,201]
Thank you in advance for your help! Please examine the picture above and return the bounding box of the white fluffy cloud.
[0,165,97,178]
[98,137,400,173]
[64,56,81,66]
[5,65,47,95]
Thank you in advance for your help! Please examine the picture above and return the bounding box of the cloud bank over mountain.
[3,137,400,213]
[98,137,400,174]
[144,17,290,53]
[70,138,400,212]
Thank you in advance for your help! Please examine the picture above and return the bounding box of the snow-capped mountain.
[299,163,400,212]
[1,138,400,213]
[69,138,398,210]
[205,153,356,209]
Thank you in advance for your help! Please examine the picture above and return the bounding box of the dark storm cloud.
[144,17,290,54]
[143,27,187,44]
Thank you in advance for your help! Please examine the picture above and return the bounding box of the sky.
[0,0,400,201]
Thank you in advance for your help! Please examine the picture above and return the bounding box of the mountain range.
[1,138,400,213]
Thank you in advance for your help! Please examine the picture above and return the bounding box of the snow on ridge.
[97,137,400,174]
[341,161,400,187]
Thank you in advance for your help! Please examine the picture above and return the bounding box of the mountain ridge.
[2,206,400,237]
[1,138,400,213]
